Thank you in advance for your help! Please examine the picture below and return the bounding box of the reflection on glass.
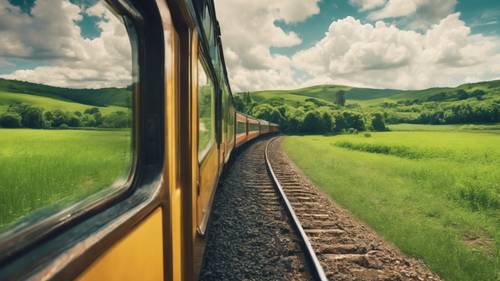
[249,123,260,132]
[236,121,246,134]
[0,0,133,230]
[198,60,214,157]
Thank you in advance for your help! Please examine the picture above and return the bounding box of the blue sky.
[272,0,500,56]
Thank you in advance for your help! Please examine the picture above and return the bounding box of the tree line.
[383,92,500,125]
[0,103,131,129]
[235,93,387,134]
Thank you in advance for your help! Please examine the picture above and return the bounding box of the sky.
[0,0,499,91]
[0,0,132,88]
[215,0,500,91]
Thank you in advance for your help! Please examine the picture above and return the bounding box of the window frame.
[0,0,168,279]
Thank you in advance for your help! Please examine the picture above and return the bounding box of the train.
[0,0,278,280]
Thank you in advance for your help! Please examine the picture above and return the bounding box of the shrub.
[0,112,22,128]
[21,106,45,128]
[101,111,132,128]
[371,112,387,131]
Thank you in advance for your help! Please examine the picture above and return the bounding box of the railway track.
[266,136,441,281]
[201,136,440,281]
[199,137,313,281]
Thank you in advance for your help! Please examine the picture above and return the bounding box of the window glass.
[236,121,247,134]
[198,59,215,157]
[0,0,134,231]
[249,123,260,132]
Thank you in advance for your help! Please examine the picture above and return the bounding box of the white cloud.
[293,13,500,90]
[366,0,457,29]
[0,0,132,88]
[215,0,320,91]
[348,0,387,11]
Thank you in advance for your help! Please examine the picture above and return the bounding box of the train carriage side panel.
[235,112,248,147]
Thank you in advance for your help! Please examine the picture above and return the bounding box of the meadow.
[284,126,499,281]
[0,129,131,229]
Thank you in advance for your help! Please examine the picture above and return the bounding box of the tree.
[301,110,323,133]
[102,111,132,128]
[50,110,70,128]
[0,112,22,128]
[335,90,346,106]
[20,106,44,128]
[251,104,284,124]
[371,112,387,131]
[319,110,335,132]
[84,107,101,115]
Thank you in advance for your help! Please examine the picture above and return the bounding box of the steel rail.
[264,136,329,281]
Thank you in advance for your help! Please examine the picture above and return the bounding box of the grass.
[389,123,500,132]
[0,91,128,115]
[284,128,499,281]
[0,129,132,229]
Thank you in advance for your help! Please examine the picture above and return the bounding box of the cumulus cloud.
[348,0,387,11]
[0,0,132,88]
[365,0,457,29]
[215,0,320,91]
[293,13,500,89]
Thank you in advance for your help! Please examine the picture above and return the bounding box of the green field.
[284,126,499,281]
[0,129,131,229]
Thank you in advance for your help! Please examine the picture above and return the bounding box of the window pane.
[0,0,134,230]
[236,121,246,134]
[249,123,259,132]
[198,59,214,157]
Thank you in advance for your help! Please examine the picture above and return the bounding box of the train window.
[198,59,215,158]
[236,120,247,135]
[0,1,134,232]
[249,122,260,132]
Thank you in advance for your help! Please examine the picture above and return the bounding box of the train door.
[157,1,189,280]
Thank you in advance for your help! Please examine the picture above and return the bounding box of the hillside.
[0,78,131,107]
[248,80,500,107]
[0,91,127,115]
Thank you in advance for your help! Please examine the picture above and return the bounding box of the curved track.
[199,137,313,281]
[201,136,440,281]
[266,136,441,281]
[265,137,328,281]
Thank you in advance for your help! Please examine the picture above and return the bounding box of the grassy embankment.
[0,129,131,229]
[284,125,499,281]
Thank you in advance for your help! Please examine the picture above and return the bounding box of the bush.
[102,111,132,128]
[21,106,45,128]
[0,112,22,128]
[371,112,387,131]
[302,111,323,133]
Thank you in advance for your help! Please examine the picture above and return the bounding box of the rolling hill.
[0,78,131,107]
[248,80,500,107]
[0,78,131,115]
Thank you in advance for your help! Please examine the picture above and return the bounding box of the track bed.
[199,137,312,281]
[267,137,441,281]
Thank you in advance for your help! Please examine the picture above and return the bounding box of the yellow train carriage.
[0,0,277,280]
